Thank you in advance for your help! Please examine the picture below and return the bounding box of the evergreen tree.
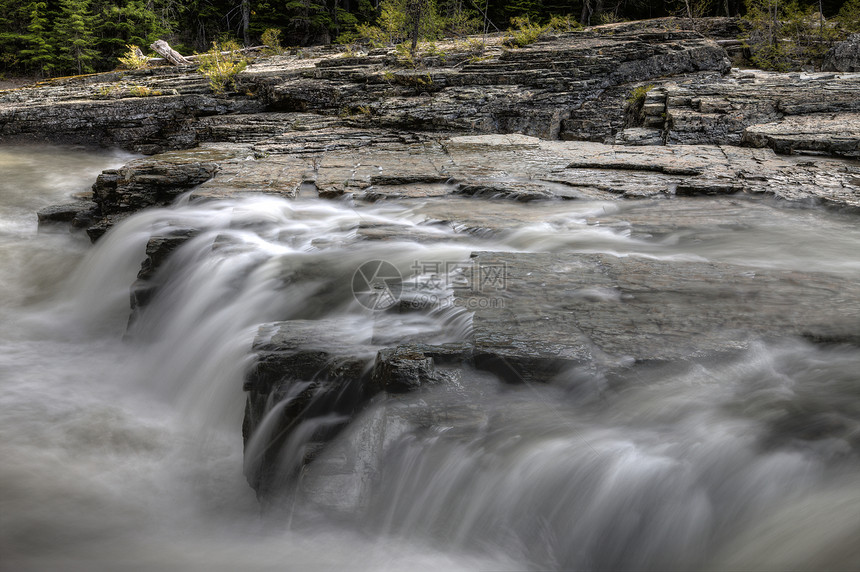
[283,0,333,45]
[19,1,56,76]
[0,0,26,74]
[95,0,171,66]
[54,0,99,74]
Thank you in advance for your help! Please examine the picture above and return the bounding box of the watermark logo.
[352,260,403,310]
[352,258,507,311]
[410,260,507,291]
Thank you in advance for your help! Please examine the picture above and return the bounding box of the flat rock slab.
[460,251,860,381]
[82,132,860,240]
[742,112,860,159]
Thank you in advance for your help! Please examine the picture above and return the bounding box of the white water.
[2,145,859,571]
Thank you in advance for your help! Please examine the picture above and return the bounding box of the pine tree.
[95,0,170,66]
[0,0,26,74]
[19,1,56,76]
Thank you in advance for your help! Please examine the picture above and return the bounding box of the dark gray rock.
[370,345,457,393]
[822,34,860,72]
[36,201,92,224]
[1,24,730,152]
[241,316,472,498]
[85,143,251,239]
[460,251,860,381]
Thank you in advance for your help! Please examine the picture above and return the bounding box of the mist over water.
[1,145,859,571]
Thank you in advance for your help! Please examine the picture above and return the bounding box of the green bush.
[546,14,582,33]
[117,44,149,70]
[261,28,285,55]
[128,84,161,96]
[197,40,248,94]
[506,16,546,48]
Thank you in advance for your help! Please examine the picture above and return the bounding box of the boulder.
[822,34,860,72]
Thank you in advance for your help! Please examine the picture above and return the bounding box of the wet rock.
[136,229,197,281]
[454,181,564,201]
[242,320,469,498]
[85,143,252,239]
[244,239,860,501]
[125,228,199,334]
[822,34,860,72]
[100,133,860,215]
[36,201,92,224]
[460,251,860,381]
[370,345,454,393]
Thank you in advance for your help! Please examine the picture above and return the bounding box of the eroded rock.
[822,34,860,72]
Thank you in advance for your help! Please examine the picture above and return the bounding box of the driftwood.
[146,43,267,65]
[150,40,191,66]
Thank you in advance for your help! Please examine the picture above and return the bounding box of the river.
[1,145,859,571]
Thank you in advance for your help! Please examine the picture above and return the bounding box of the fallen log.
[150,40,191,66]
[146,45,266,66]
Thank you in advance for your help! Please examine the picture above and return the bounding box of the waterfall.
[2,145,859,571]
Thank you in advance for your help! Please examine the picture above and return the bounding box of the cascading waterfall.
[2,145,859,571]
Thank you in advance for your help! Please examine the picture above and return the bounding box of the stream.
[1,145,859,571]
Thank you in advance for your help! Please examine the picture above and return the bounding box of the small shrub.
[598,12,626,24]
[197,40,248,94]
[261,29,285,55]
[381,70,433,88]
[335,30,362,45]
[94,84,117,97]
[465,38,486,53]
[340,104,372,117]
[506,16,547,48]
[547,14,582,33]
[117,45,149,70]
[129,85,162,97]
[626,84,654,105]
[423,41,447,61]
[395,41,416,66]
[625,84,654,125]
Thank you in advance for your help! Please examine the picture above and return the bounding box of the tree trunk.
[150,39,191,65]
[241,0,250,46]
[580,0,592,25]
[410,0,421,54]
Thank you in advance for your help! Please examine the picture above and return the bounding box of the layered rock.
[5,21,858,162]
[0,68,262,153]
[662,69,860,155]
[103,133,860,218]
[823,33,860,72]
[1,24,730,152]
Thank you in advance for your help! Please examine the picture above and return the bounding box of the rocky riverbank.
[3,17,859,503]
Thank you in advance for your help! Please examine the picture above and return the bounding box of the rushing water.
[1,145,859,571]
